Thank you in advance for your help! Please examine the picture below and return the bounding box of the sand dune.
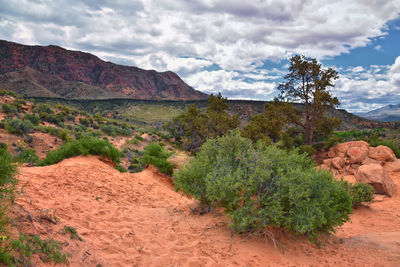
[13,156,400,266]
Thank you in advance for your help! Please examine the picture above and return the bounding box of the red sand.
[12,156,400,266]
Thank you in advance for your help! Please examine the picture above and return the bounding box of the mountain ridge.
[0,40,208,100]
[357,103,400,122]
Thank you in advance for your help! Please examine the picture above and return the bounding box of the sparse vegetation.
[63,226,83,241]
[1,233,69,266]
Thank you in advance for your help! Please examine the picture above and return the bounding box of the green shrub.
[79,118,91,126]
[3,119,34,136]
[100,124,131,137]
[342,181,374,207]
[174,131,353,240]
[1,104,18,114]
[299,145,316,156]
[39,112,63,125]
[0,144,17,188]
[0,90,19,97]
[14,148,39,165]
[23,114,40,126]
[39,125,58,136]
[40,137,122,166]
[38,103,54,114]
[134,134,144,141]
[140,142,174,175]
[1,233,69,265]
[129,138,140,145]
[115,165,127,172]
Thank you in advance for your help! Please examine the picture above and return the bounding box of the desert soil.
[11,156,400,267]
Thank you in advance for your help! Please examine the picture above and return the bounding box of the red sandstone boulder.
[384,159,400,172]
[369,146,396,162]
[347,146,369,164]
[331,157,345,169]
[355,164,396,197]
[362,157,382,165]
[328,141,369,158]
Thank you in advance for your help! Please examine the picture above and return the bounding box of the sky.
[0,0,399,113]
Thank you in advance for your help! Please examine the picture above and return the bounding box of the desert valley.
[1,1,400,266]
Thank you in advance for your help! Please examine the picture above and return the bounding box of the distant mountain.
[0,40,208,100]
[357,104,400,122]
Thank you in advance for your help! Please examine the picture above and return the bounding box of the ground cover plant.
[174,131,353,241]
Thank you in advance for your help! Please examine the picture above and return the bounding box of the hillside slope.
[0,40,207,100]
[13,155,400,266]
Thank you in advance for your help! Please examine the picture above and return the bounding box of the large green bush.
[140,142,174,175]
[40,137,122,166]
[174,131,353,240]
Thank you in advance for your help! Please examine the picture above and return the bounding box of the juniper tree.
[278,55,340,145]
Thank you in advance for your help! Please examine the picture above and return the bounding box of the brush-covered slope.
[0,40,208,100]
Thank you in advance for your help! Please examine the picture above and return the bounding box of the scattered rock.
[355,164,396,197]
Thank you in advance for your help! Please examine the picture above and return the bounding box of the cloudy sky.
[0,0,399,112]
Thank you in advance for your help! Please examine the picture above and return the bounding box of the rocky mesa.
[0,40,208,100]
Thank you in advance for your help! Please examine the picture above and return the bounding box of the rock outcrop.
[321,141,398,196]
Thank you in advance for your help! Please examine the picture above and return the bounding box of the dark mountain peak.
[0,40,208,100]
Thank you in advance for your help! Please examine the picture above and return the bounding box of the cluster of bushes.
[39,126,71,142]
[99,124,131,137]
[174,131,373,240]
[1,103,19,115]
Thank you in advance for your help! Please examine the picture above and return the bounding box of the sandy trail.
[12,156,400,266]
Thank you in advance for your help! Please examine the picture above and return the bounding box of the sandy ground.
[12,156,400,267]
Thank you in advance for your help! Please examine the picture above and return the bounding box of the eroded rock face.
[369,146,396,162]
[355,164,396,197]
